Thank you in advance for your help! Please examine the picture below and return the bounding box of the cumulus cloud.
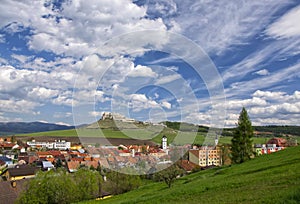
[129,93,159,112]
[127,65,158,78]
[28,87,59,100]
[0,99,38,113]
[222,90,300,126]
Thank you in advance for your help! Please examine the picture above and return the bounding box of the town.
[0,130,294,203]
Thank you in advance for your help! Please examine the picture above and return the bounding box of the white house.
[27,140,71,150]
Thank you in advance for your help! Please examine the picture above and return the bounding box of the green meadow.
[17,128,268,145]
[82,145,300,204]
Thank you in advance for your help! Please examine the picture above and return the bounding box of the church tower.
[162,135,167,150]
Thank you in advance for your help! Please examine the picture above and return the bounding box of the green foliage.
[254,125,300,136]
[17,168,102,204]
[104,170,141,195]
[73,168,102,201]
[155,164,184,188]
[231,107,254,164]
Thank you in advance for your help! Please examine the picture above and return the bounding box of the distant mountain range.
[0,122,75,135]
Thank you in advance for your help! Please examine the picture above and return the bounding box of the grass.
[81,145,300,204]
[17,128,269,145]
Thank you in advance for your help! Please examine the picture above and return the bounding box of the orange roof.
[67,161,80,171]
[48,150,62,157]
[71,157,84,162]
[82,160,98,169]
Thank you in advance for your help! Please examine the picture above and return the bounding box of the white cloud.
[161,101,171,109]
[89,111,104,117]
[169,0,292,54]
[129,93,160,112]
[0,99,38,113]
[28,87,59,100]
[223,90,300,126]
[128,65,158,78]
[225,63,300,98]
[252,90,286,101]
[266,5,300,39]
[27,0,166,58]
[155,73,181,85]
[11,54,31,64]
[0,57,7,65]
[254,69,269,76]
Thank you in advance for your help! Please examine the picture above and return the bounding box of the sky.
[0,0,300,127]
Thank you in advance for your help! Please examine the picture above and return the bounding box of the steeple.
[162,135,167,150]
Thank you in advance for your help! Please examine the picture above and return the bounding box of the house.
[42,161,55,171]
[178,160,199,173]
[67,160,80,173]
[254,137,286,155]
[0,142,15,151]
[26,140,71,150]
[189,146,222,167]
[18,152,29,164]
[5,164,37,181]
[267,137,287,147]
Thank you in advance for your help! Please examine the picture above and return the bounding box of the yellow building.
[189,146,222,167]
[5,165,37,181]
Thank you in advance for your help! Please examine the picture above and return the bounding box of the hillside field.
[16,128,268,145]
[82,145,300,204]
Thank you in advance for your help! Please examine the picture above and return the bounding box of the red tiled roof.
[70,157,84,162]
[48,150,62,157]
[178,160,199,172]
[1,143,15,148]
[267,137,287,147]
[67,161,80,171]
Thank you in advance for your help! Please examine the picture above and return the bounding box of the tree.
[73,168,102,201]
[231,107,254,164]
[105,169,141,195]
[155,164,184,188]
[17,169,77,204]
[17,168,102,204]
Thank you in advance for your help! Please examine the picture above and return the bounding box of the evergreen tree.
[231,107,254,164]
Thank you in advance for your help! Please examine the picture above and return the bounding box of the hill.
[83,145,300,204]
[0,121,74,135]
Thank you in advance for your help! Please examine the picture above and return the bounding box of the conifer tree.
[231,107,254,164]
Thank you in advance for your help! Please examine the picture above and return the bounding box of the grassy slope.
[16,119,270,145]
[83,146,300,204]
[17,128,267,145]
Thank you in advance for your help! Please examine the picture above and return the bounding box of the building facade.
[189,146,222,167]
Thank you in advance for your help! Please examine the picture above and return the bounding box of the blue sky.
[0,0,300,127]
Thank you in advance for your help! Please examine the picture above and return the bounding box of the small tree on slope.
[231,107,254,164]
